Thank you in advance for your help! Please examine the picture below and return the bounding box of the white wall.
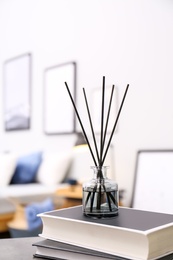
[0,0,173,206]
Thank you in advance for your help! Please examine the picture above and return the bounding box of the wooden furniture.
[0,199,15,233]
[7,204,28,230]
[55,185,123,208]
[55,185,82,208]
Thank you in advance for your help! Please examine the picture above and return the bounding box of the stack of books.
[32,205,173,260]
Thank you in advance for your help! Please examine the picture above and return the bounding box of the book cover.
[33,239,127,259]
[38,205,173,260]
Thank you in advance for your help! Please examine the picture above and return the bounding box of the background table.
[55,184,82,208]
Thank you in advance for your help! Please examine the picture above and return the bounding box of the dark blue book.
[38,205,173,260]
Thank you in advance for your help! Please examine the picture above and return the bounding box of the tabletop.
[0,236,43,260]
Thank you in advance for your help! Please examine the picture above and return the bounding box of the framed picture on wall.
[91,85,118,134]
[3,53,31,131]
[131,150,173,214]
[44,61,77,135]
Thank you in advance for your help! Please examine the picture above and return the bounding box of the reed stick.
[102,84,115,155]
[65,82,97,166]
[83,88,100,164]
[99,76,105,167]
[101,84,129,166]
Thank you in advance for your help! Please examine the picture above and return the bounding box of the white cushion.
[0,183,69,203]
[0,153,17,186]
[36,151,72,185]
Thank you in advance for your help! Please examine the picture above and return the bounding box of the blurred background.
[0,0,173,209]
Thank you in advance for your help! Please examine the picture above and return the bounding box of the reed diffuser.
[65,77,129,218]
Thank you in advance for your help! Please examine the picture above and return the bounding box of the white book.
[38,205,173,260]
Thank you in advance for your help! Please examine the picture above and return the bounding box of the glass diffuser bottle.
[83,166,119,218]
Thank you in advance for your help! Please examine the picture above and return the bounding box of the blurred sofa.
[0,150,71,204]
[0,145,115,205]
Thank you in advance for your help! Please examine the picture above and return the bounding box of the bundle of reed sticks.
[65,77,129,170]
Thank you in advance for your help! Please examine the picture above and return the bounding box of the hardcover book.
[38,205,173,260]
[33,239,125,259]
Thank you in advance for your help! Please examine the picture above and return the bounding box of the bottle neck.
[91,166,109,179]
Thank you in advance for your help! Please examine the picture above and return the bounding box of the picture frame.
[131,149,173,214]
[3,53,31,131]
[91,85,118,134]
[44,61,77,135]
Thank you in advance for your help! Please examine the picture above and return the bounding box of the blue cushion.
[25,198,54,230]
[10,152,42,184]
